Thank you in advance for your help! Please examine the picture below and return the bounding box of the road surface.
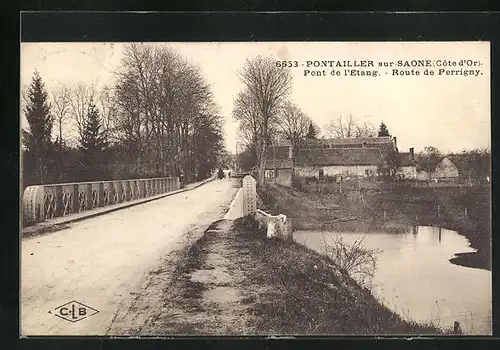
[21,179,235,336]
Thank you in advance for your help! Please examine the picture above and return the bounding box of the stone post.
[242,175,257,216]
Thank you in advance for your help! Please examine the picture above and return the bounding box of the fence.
[295,176,482,194]
[22,176,180,226]
[382,180,479,190]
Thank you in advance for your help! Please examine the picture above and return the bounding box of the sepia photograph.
[20,41,491,336]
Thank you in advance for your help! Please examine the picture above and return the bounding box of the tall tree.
[114,43,222,182]
[51,84,71,146]
[236,56,292,185]
[78,100,108,178]
[69,82,97,142]
[277,101,312,159]
[22,71,54,184]
[378,121,391,137]
[386,150,401,179]
[417,146,442,173]
[191,113,225,180]
[306,122,319,139]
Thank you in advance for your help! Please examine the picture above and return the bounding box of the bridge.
[21,173,241,336]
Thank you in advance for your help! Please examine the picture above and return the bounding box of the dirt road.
[21,179,236,336]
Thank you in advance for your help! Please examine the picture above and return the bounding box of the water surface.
[293,226,492,335]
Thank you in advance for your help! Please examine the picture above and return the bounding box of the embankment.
[231,216,447,334]
[141,215,447,335]
[258,183,491,270]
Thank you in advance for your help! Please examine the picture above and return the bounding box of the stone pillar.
[23,185,45,225]
[242,175,257,216]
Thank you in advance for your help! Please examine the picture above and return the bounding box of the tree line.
[232,56,490,183]
[22,43,227,188]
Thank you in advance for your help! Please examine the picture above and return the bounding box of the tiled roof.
[304,137,396,157]
[305,137,394,146]
[265,158,293,169]
[297,148,384,166]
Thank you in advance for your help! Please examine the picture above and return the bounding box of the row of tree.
[22,43,227,187]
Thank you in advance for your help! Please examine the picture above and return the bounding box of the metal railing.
[22,176,180,226]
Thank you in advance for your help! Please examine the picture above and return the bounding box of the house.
[265,142,293,187]
[432,156,460,180]
[412,155,460,181]
[397,147,418,179]
[264,136,426,184]
[296,147,385,178]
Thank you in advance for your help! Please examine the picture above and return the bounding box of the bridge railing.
[22,176,180,226]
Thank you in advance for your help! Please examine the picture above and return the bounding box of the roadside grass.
[231,216,454,335]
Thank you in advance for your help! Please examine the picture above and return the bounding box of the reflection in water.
[293,226,492,335]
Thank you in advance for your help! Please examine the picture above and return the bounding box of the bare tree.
[277,101,311,159]
[51,84,71,146]
[97,85,117,139]
[354,120,376,138]
[325,114,376,139]
[233,90,260,155]
[236,56,292,185]
[113,43,222,181]
[69,82,97,140]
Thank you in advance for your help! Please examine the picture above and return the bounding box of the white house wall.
[296,165,379,177]
[398,166,417,179]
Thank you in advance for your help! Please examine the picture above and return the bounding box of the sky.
[20,42,491,154]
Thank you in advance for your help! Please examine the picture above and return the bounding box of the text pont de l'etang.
[275,60,483,78]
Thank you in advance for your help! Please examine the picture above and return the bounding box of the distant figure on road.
[228,171,231,179]
[217,168,225,179]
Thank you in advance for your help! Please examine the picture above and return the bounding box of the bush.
[320,233,381,290]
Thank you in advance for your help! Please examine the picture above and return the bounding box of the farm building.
[263,136,424,184]
[398,147,418,179]
[265,141,294,187]
[432,157,460,180]
[413,156,460,181]
[295,147,385,178]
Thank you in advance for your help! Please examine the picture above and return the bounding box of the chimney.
[410,147,414,161]
[393,137,397,148]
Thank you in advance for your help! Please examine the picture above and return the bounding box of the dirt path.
[21,179,236,336]
[121,219,261,335]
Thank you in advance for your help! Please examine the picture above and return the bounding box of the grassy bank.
[232,216,450,335]
[259,183,491,270]
[140,215,454,335]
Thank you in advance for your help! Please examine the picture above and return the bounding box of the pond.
[293,226,492,335]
